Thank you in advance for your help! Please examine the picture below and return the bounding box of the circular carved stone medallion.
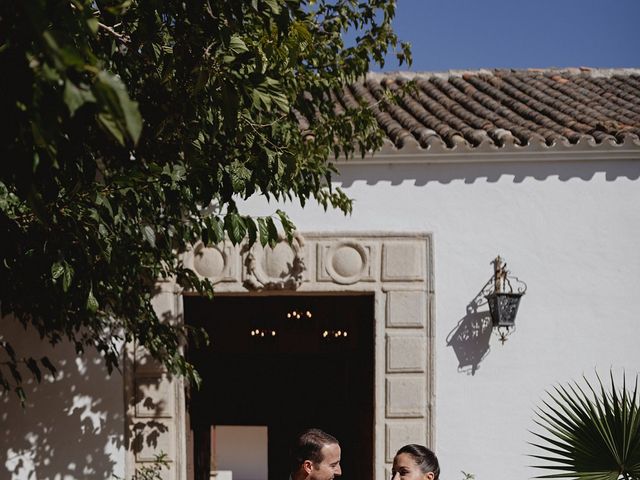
[263,242,296,279]
[193,244,226,280]
[243,233,306,290]
[326,242,367,284]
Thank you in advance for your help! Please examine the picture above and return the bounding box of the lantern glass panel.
[486,292,522,327]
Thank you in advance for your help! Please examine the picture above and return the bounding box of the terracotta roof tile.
[358,68,640,152]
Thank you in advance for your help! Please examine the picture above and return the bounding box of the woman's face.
[391,453,434,480]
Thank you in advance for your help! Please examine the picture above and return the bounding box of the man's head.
[291,429,342,480]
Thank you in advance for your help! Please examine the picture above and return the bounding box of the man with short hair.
[290,429,342,480]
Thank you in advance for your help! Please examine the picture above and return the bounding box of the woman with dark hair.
[391,444,440,480]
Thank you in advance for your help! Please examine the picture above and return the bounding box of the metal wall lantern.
[485,256,527,341]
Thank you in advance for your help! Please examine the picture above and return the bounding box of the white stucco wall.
[0,318,125,480]
[237,156,640,480]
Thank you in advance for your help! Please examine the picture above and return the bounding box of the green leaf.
[257,217,269,247]
[228,161,251,191]
[42,31,85,69]
[104,0,133,16]
[51,262,64,280]
[86,287,99,312]
[246,217,257,246]
[224,214,246,244]
[87,17,99,35]
[143,225,156,248]
[64,80,96,117]
[93,71,142,145]
[211,217,224,243]
[265,217,278,248]
[276,209,294,241]
[229,35,249,54]
[263,0,281,14]
[62,263,74,292]
[97,112,125,146]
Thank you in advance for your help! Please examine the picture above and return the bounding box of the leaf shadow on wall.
[0,320,124,480]
[127,375,171,458]
[123,307,182,476]
[446,279,494,375]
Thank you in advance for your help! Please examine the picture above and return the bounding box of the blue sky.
[376,0,640,72]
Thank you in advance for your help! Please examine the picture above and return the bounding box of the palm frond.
[530,371,640,480]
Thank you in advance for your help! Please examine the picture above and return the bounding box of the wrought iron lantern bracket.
[484,256,527,342]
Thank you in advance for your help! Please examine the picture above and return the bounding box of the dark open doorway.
[185,294,375,480]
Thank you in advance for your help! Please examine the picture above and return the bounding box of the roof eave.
[335,135,640,166]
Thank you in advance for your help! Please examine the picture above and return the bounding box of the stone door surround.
[125,232,434,480]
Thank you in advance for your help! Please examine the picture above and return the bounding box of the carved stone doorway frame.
[125,232,435,480]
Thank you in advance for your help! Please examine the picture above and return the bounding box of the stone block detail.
[386,333,426,373]
[386,376,426,418]
[135,344,168,374]
[133,418,175,462]
[382,241,425,281]
[386,291,427,328]
[150,291,180,325]
[135,374,174,418]
[317,241,378,284]
[192,242,237,284]
[157,464,175,480]
[385,422,427,462]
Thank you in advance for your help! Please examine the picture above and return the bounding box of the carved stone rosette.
[242,232,306,290]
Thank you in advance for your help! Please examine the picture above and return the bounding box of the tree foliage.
[0,0,410,397]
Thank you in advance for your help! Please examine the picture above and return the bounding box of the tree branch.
[98,22,130,44]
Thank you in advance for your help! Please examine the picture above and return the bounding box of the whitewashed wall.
[0,318,125,480]
[238,157,640,480]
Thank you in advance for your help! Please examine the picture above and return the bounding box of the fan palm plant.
[530,372,640,480]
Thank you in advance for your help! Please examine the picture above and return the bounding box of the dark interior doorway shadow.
[446,279,494,375]
[184,294,374,480]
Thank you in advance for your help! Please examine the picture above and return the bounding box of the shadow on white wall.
[446,279,493,375]
[336,160,640,187]
[1,319,125,480]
